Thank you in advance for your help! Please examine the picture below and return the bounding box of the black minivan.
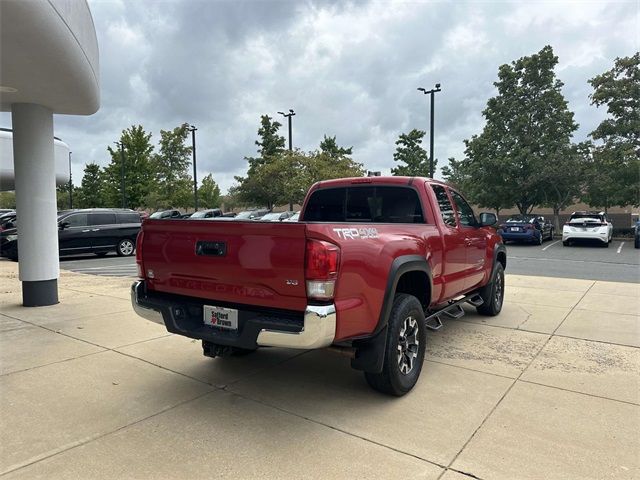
[0,208,142,260]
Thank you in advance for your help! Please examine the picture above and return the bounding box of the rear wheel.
[476,263,505,316]
[563,240,570,246]
[364,294,426,396]
[116,238,135,257]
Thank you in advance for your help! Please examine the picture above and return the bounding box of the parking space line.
[617,242,624,254]
[542,240,560,251]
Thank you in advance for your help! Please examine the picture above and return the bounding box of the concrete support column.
[12,103,59,306]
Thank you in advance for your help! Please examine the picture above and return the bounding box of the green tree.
[539,143,587,229]
[198,173,221,208]
[150,123,193,209]
[235,115,286,209]
[249,115,285,168]
[56,184,72,210]
[464,45,578,215]
[319,135,353,158]
[103,125,155,209]
[391,129,431,176]
[0,191,16,209]
[441,157,512,217]
[75,163,105,208]
[584,52,640,209]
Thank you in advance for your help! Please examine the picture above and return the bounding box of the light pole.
[114,141,126,208]
[277,109,296,211]
[417,83,442,178]
[277,109,295,151]
[68,151,73,209]
[187,125,198,211]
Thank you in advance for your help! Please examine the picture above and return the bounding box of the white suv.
[563,211,613,247]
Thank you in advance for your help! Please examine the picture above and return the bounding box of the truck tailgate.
[141,220,308,311]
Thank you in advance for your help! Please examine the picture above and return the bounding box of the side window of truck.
[449,190,477,227]
[431,185,457,228]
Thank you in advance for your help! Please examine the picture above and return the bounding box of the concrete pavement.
[0,260,638,479]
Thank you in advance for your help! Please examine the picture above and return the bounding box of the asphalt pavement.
[57,239,639,283]
[505,239,639,283]
[59,254,137,277]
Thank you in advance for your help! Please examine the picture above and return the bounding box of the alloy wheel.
[397,316,420,375]
[119,239,134,256]
[494,271,504,309]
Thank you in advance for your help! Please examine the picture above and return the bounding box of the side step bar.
[425,293,484,331]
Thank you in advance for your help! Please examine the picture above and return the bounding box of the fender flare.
[493,243,507,274]
[374,254,433,335]
[351,255,432,374]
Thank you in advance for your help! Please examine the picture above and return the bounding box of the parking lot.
[1,257,638,479]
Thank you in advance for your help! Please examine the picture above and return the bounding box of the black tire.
[116,238,135,257]
[476,262,505,316]
[603,241,609,248]
[635,237,639,249]
[364,294,426,396]
[563,240,570,246]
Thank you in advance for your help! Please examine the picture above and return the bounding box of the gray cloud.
[1,0,636,193]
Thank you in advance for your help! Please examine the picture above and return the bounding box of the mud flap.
[351,325,388,374]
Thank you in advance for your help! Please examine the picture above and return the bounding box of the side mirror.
[478,212,497,227]
[59,221,70,230]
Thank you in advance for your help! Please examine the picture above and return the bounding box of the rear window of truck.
[304,186,425,223]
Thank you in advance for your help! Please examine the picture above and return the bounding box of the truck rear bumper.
[131,281,336,350]
[257,304,336,349]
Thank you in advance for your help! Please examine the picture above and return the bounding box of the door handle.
[82,229,91,233]
[91,229,100,232]
[465,238,472,246]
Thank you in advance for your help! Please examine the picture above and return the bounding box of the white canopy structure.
[0,0,100,306]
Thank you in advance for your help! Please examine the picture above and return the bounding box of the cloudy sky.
[3,0,638,193]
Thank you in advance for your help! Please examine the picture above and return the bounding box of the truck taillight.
[135,231,144,279]
[305,239,340,301]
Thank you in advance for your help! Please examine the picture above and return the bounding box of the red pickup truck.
[132,177,506,396]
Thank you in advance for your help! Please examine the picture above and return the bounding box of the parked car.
[633,220,639,249]
[0,208,141,260]
[562,211,613,247]
[233,209,270,221]
[285,211,300,222]
[132,176,506,396]
[497,214,553,245]
[0,211,16,231]
[222,212,236,218]
[0,209,14,215]
[258,211,296,222]
[150,209,182,219]
[190,209,223,219]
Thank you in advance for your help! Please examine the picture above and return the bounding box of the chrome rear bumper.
[130,281,336,349]
[257,304,336,349]
[131,281,164,325]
